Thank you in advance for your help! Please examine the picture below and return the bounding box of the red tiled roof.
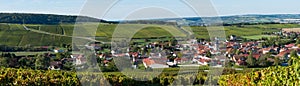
[252,53,261,59]
[277,49,292,57]
[143,58,155,66]
[285,43,295,48]
[242,53,261,59]
[143,58,167,66]
[175,58,188,61]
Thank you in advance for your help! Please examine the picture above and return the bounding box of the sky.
[1,0,300,20]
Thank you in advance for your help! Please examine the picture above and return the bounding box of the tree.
[35,54,50,70]
[18,57,28,68]
[288,50,299,66]
[62,61,74,71]
[246,51,256,67]
[53,53,61,61]
[258,55,268,67]
[177,52,183,58]
[235,49,240,55]
[100,59,118,72]
[295,38,300,45]
[0,57,9,67]
[167,55,176,62]
[0,53,14,67]
[273,57,281,66]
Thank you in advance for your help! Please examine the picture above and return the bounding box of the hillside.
[0,13,118,24]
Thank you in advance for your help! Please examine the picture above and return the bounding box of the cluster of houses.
[68,29,300,69]
[70,38,226,69]
[68,41,298,70]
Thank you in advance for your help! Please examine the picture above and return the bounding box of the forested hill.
[0,13,116,24]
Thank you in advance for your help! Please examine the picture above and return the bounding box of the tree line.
[0,13,118,24]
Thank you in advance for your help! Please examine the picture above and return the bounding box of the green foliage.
[273,57,281,66]
[288,50,299,66]
[205,51,212,58]
[257,54,268,67]
[0,53,16,67]
[0,13,100,24]
[0,68,211,86]
[246,52,256,67]
[0,68,80,85]
[34,54,50,70]
[100,61,119,72]
[295,38,300,45]
[0,57,9,67]
[219,66,300,86]
[219,53,300,86]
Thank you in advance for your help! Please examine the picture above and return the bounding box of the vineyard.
[0,24,73,46]
[219,62,300,85]
[0,66,252,85]
[185,25,282,39]
[1,57,300,85]
[0,68,209,85]
[0,23,299,46]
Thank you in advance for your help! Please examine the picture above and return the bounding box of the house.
[198,58,211,65]
[72,54,86,65]
[232,55,247,65]
[262,48,272,54]
[143,58,168,68]
[174,58,189,64]
[192,55,211,65]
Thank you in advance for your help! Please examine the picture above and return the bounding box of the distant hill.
[0,13,118,24]
[121,14,300,26]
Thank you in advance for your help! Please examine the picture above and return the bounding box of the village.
[66,28,300,71]
[1,28,300,71]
